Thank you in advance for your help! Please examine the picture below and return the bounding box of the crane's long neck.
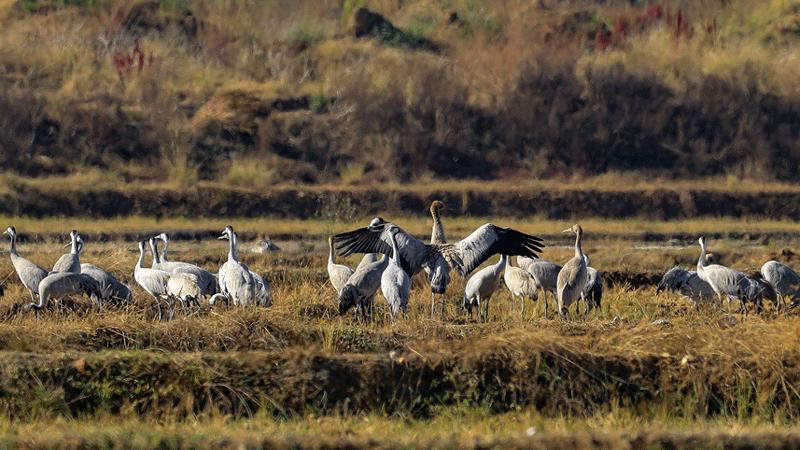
[494,254,508,276]
[70,234,79,255]
[161,236,170,262]
[698,239,708,271]
[228,233,239,262]
[328,239,336,266]
[150,240,161,265]
[8,233,18,257]
[574,229,583,259]
[430,208,446,244]
[136,245,145,270]
[389,232,400,267]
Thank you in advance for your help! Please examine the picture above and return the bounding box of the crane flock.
[2,200,798,323]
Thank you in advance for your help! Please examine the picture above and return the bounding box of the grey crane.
[249,270,273,307]
[736,275,777,317]
[697,236,751,318]
[51,229,81,274]
[656,253,719,305]
[213,226,257,307]
[333,217,544,317]
[338,254,389,320]
[25,271,103,312]
[426,200,451,315]
[327,234,354,295]
[4,226,48,304]
[167,271,204,315]
[463,254,507,322]
[581,255,603,313]
[504,256,539,317]
[134,239,171,319]
[155,232,218,296]
[380,224,411,319]
[556,224,588,319]
[80,262,133,305]
[760,260,800,313]
[522,258,561,319]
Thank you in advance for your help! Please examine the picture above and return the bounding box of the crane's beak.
[562,228,571,233]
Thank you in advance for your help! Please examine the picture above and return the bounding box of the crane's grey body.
[338,255,389,319]
[523,258,561,319]
[380,225,411,319]
[581,256,603,312]
[51,230,81,274]
[334,217,544,317]
[215,226,257,307]
[463,254,506,322]
[167,272,203,314]
[760,260,800,312]
[736,275,777,315]
[134,240,171,319]
[5,226,48,304]
[504,257,539,317]
[156,233,218,296]
[327,235,354,295]
[557,224,588,319]
[80,263,133,304]
[657,266,716,304]
[697,236,753,318]
[25,272,103,311]
[249,270,273,307]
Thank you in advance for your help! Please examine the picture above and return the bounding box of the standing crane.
[327,235,354,295]
[134,240,171,320]
[463,254,507,322]
[333,217,544,317]
[557,224,588,319]
[4,226,48,305]
[338,255,388,320]
[696,236,751,318]
[213,226,257,307]
[380,224,411,319]
[427,200,450,315]
[51,230,81,274]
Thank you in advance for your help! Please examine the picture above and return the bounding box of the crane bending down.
[380,224,411,319]
[4,226,48,304]
[522,259,561,319]
[51,230,82,274]
[155,233,218,296]
[581,255,603,313]
[211,226,257,307]
[504,257,539,317]
[25,272,103,312]
[338,254,389,320]
[463,254,507,322]
[334,217,544,316]
[760,260,800,313]
[696,236,754,319]
[81,263,133,305]
[556,224,588,320]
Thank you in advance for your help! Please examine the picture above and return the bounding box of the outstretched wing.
[451,224,545,277]
[333,219,428,276]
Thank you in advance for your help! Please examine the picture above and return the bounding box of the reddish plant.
[113,39,153,78]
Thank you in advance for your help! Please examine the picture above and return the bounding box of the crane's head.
[698,236,707,250]
[430,200,446,212]
[3,226,14,237]
[219,226,235,241]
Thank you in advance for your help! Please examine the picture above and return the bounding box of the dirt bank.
[4,186,800,220]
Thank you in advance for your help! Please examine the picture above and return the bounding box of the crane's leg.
[431,293,436,318]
